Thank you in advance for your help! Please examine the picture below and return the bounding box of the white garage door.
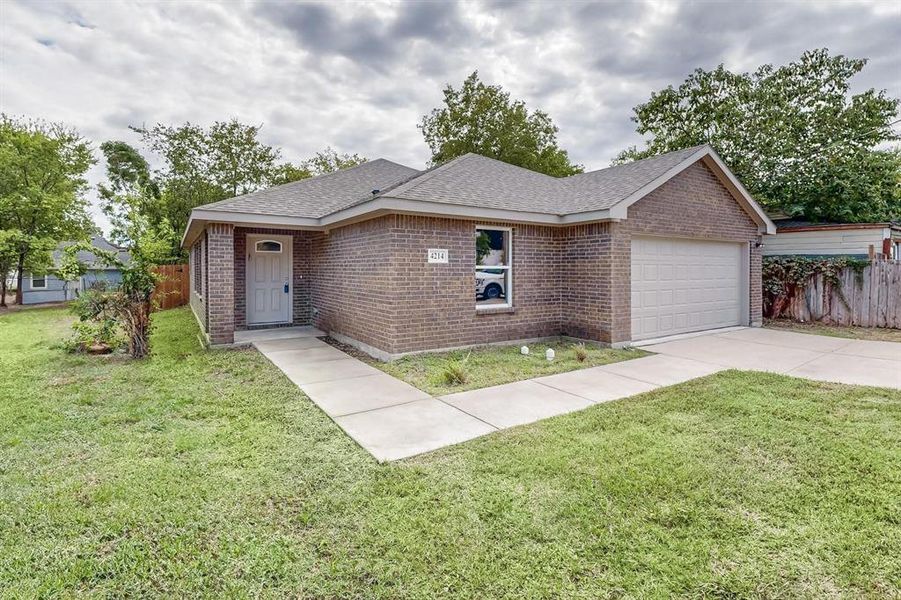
[631,236,744,341]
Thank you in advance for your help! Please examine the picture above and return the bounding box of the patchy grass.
[362,341,648,395]
[1,307,900,597]
[766,318,901,343]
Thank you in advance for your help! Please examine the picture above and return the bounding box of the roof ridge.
[458,152,561,180]
[571,144,709,179]
[200,157,413,209]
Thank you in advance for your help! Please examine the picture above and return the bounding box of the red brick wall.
[309,217,397,351]
[560,223,614,342]
[369,215,564,354]
[206,223,235,345]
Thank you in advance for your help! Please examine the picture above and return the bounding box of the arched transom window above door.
[255,240,283,253]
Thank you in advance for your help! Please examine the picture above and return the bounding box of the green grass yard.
[350,340,648,395]
[1,307,899,597]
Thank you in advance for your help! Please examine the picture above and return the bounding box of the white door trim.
[246,233,293,326]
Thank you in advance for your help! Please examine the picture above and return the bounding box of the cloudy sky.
[2,0,899,233]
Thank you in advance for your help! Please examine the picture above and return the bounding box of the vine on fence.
[763,256,868,319]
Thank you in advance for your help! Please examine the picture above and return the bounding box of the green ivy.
[763,256,869,318]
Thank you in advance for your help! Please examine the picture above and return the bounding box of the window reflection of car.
[476,269,505,300]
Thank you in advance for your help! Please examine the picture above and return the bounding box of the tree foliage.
[303,146,367,175]
[0,115,94,303]
[617,49,900,223]
[60,211,172,358]
[102,120,365,258]
[420,71,582,177]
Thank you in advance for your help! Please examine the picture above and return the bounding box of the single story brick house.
[182,144,775,360]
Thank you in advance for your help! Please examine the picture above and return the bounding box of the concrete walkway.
[246,327,900,462]
[643,327,901,389]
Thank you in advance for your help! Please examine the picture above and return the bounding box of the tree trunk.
[127,298,152,358]
[15,253,25,305]
[0,276,6,307]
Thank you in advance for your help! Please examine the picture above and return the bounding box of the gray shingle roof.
[376,145,707,215]
[193,145,709,219]
[199,159,420,218]
[560,145,707,213]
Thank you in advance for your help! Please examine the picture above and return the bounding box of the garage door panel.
[631,237,743,341]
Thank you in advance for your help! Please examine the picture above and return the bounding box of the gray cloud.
[1,0,898,235]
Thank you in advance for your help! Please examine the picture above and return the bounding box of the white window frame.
[31,274,48,289]
[475,225,513,310]
[255,240,283,253]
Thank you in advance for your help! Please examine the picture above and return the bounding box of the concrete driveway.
[642,327,900,389]
[245,326,900,462]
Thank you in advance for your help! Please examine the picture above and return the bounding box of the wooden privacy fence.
[151,264,190,311]
[781,258,901,328]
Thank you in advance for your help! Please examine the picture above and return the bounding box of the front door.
[246,235,292,325]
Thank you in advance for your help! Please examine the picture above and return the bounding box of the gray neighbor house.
[182,145,775,360]
[21,236,130,305]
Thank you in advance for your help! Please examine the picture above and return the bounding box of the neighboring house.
[764,219,901,259]
[21,236,130,305]
[182,144,775,359]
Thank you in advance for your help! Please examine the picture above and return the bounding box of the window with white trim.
[475,227,512,308]
[255,240,283,253]
[31,274,47,289]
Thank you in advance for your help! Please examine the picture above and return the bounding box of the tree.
[61,211,173,358]
[617,49,900,223]
[0,229,23,306]
[0,115,94,304]
[419,71,582,177]
[104,120,368,259]
[98,141,161,246]
[303,147,367,175]
[131,120,288,241]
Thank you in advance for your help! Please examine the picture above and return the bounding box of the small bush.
[442,362,468,386]
[574,344,588,362]
[63,319,124,354]
[442,351,471,386]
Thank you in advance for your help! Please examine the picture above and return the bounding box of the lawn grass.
[1,307,900,597]
[766,318,901,343]
[351,340,648,395]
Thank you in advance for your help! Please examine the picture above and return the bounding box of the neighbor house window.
[475,226,512,308]
[255,240,282,253]
[31,274,47,289]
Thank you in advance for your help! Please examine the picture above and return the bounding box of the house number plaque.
[427,249,449,263]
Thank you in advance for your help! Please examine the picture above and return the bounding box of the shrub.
[442,351,471,386]
[573,343,588,362]
[442,362,468,386]
[63,319,124,354]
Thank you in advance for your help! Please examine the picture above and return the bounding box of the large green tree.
[0,115,94,304]
[617,49,900,223]
[420,71,582,177]
[98,140,162,246]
